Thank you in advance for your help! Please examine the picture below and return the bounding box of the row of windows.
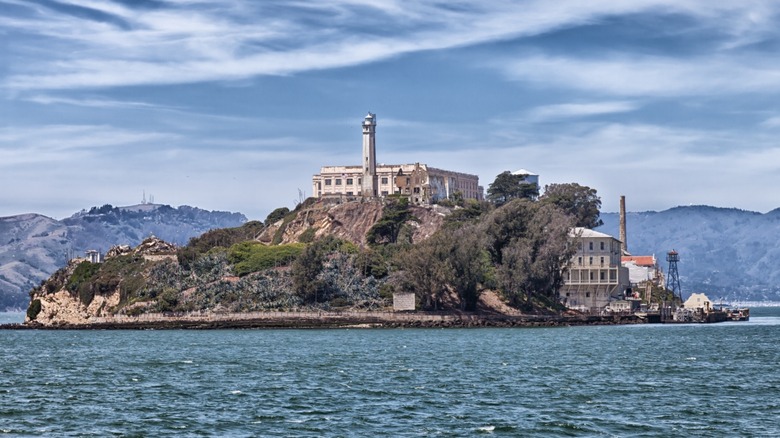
[322,176,396,186]
[567,270,617,281]
[579,241,609,251]
[577,256,609,266]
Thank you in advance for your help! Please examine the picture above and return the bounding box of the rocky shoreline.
[1,312,642,330]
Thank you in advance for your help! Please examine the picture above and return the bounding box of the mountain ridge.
[598,204,780,302]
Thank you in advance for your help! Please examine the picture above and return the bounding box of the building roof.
[622,255,657,267]
[570,227,617,239]
[512,168,537,176]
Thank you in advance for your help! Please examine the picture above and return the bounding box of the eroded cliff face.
[25,236,177,326]
[258,199,447,246]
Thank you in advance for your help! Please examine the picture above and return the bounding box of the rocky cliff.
[258,198,446,246]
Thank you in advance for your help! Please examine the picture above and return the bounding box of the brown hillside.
[258,198,447,246]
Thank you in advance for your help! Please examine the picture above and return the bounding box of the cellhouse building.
[312,113,483,205]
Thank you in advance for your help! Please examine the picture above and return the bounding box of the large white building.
[312,113,482,204]
[559,227,630,312]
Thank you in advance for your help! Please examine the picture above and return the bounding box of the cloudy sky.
[3,1,780,220]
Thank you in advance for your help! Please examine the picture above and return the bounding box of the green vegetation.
[26,299,41,320]
[487,171,539,206]
[539,183,603,229]
[177,221,264,269]
[298,227,317,243]
[228,241,304,276]
[272,210,299,245]
[264,207,290,226]
[367,197,416,245]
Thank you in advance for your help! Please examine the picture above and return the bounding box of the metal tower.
[665,250,682,301]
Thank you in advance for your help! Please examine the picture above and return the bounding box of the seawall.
[4,310,643,330]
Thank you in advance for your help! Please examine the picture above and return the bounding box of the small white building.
[512,169,539,187]
[684,293,712,311]
[559,228,630,312]
[85,250,101,264]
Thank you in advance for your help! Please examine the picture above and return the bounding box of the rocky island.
[18,181,642,329]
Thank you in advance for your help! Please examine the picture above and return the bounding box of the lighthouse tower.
[361,112,377,197]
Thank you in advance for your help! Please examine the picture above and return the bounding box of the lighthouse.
[361,112,377,197]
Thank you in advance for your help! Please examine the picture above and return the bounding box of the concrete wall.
[393,292,416,311]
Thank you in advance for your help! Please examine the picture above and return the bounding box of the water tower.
[665,250,682,301]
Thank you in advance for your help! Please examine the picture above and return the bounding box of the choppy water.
[1,309,779,437]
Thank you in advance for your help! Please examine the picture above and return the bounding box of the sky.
[3,0,780,221]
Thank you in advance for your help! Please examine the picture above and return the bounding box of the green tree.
[494,204,576,309]
[367,197,416,245]
[540,183,603,229]
[393,233,450,310]
[291,242,326,303]
[487,171,539,206]
[445,225,491,311]
[265,207,290,226]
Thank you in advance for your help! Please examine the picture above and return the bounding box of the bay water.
[1,308,779,436]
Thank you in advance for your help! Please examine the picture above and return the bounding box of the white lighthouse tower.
[361,112,378,197]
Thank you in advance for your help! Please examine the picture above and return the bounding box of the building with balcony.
[559,227,630,312]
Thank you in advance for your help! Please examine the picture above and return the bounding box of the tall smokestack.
[619,195,627,255]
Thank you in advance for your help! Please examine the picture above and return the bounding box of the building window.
[589,242,594,251]
[589,272,594,281]
[346,191,353,196]
[600,257,604,266]
[335,179,342,185]
[346,178,353,185]
[600,271,605,280]
[578,256,582,266]
[381,191,388,196]
[610,270,616,280]
[381,177,388,184]
[586,292,591,297]
[589,256,593,265]
[600,241,605,251]
[358,178,362,185]
[324,179,332,186]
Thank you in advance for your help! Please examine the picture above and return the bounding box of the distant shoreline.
[0,311,643,330]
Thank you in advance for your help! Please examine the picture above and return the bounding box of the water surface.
[1,309,778,436]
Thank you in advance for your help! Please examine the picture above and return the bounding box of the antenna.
[142,190,146,204]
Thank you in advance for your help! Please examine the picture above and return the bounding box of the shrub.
[298,227,317,243]
[228,242,305,276]
[27,299,42,320]
[66,261,101,294]
[265,207,290,226]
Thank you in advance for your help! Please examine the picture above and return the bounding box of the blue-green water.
[1,309,779,436]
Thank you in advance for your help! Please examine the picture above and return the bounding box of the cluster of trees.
[386,174,603,311]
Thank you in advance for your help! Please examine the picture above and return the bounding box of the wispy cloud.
[4,1,780,90]
[25,94,180,110]
[524,101,640,122]
[500,53,780,97]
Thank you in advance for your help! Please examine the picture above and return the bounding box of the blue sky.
[3,1,780,220]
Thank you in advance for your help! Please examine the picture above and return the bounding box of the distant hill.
[598,205,780,302]
[0,204,246,310]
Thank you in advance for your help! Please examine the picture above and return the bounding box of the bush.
[27,299,42,320]
[66,262,101,294]
[228,241,305,276]
[265,207,290,226]
[298,227,317,243]
[177,221,265,269]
